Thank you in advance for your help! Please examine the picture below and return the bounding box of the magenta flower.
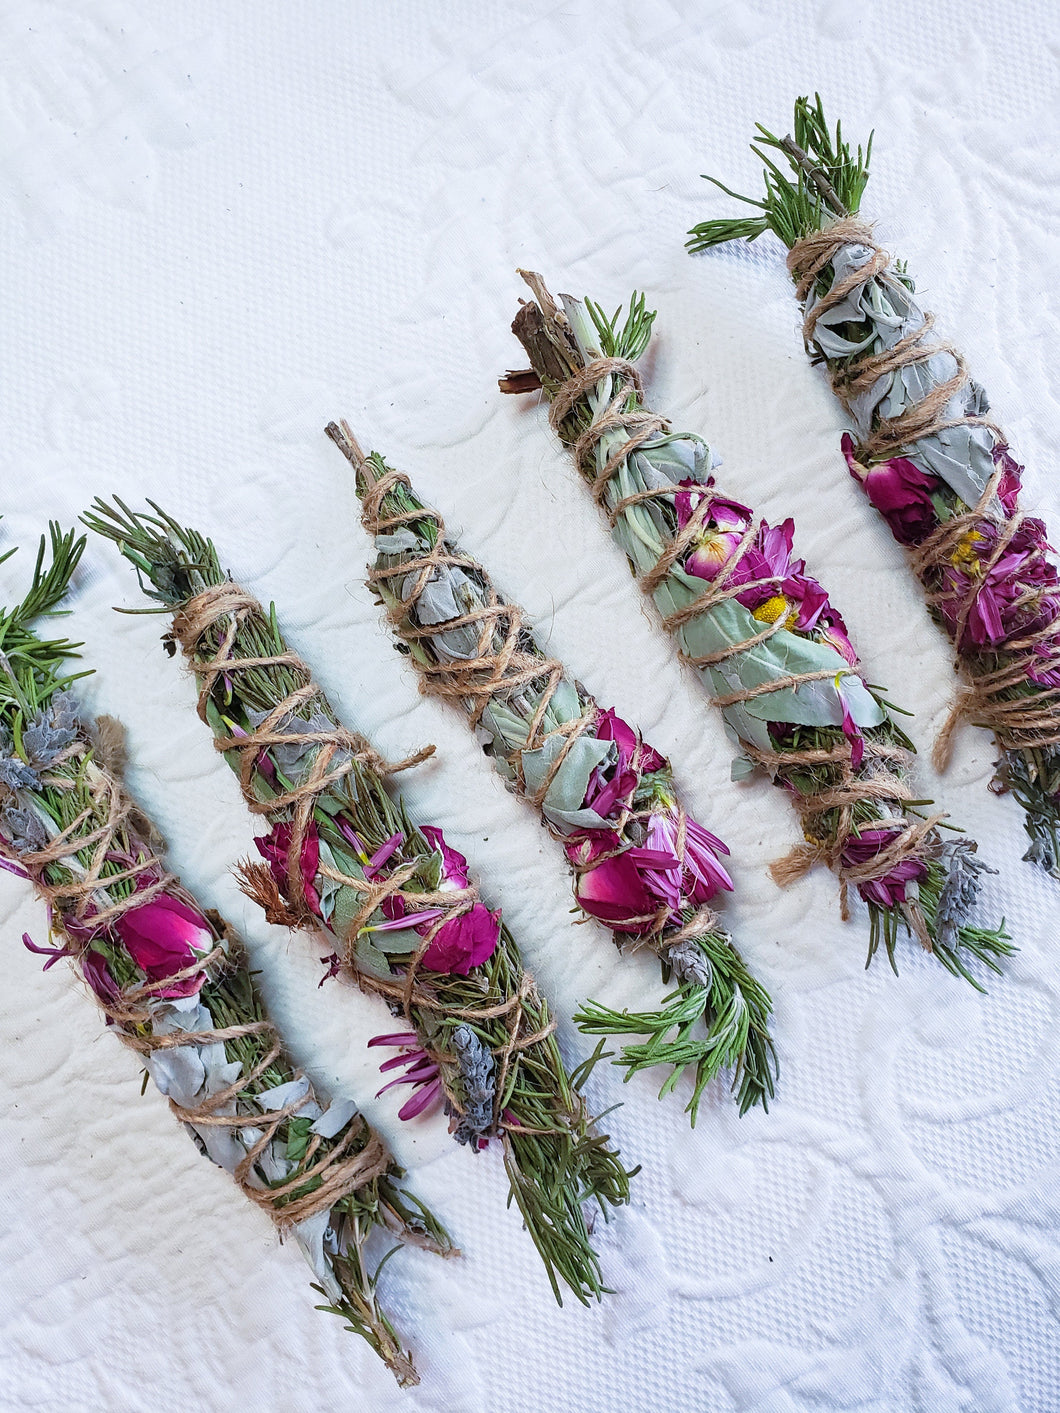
[841,434,940,546]
[420,903,501,974]
[692,513,838,635]
[841,827,928,908]
[368,1032,442,1120]
[675,481,753,579]
[361,823,501,975]
[594,707,637,756]
[81,947,122,1004]
[378,885,446,932]
[22,931,73,971]
[687,533,745,580]
[675,481,752,531]
[416,826,501,972]
[255,820,322,915]
[646,811,734,908]
[377,899,446,930]
[23,921,152,1011]
[938,518,1060,652]
[690,515,796,605]
[365,830,406,876]
[683,508,782,602]
[583,755,638,820]
[420,825,471,887]
[752,520,796,580]
[673,482,864,673]
[835,683,865,770]
[596,706,667,776]
[680,817,734,902]
[962,571,1004,645]
[781,570,830,632]
[568,804,735,933]
[1027,633,1060,689]
[23,927,120,1007]
[640,819,685,912]
[114,893,213,999]
[380,895,497,973]
[993,443,1023,516]
[582,707,667,821]
[817,610,859,666]
[567,832,657,934]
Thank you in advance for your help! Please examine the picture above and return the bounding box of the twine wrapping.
[787,217,1060,768]
[170,578,556,1135]
[530,322,942,918]
[350,446,722,954]
[11,727,390,1231]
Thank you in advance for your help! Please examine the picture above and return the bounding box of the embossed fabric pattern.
[1,3,1058,1411]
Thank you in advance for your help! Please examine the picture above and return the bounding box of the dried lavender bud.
[0,754,41,791]
[935,840,998,950]
[450,1022,496,1146]
[22,691,80,768]
[664,938,714,991]
[2,804,48,852]
[1023,835,1055,873]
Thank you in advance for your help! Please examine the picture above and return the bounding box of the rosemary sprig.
[572,920,777,1118]
[338,445,777,1121]
[688,94,1060,871]
[687,92,871,254]
[2,528,448,1385]
[85,497,637,1307]
[504,278,1013,982]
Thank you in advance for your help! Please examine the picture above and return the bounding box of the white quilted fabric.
[2,3,1058,1410]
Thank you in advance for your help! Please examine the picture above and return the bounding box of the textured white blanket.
[2,3,1058,1410]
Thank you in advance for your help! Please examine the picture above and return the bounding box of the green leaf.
[286,1116,313,1163]
[353,934,395,980]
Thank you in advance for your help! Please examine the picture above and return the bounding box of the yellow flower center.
[951,530,984,573]
[752,594,795,627]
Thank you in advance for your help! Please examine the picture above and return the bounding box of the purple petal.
[398,1078,443,1120]
[370,908,445,932]
[419,825,471,888]
[366,831,405,876]
[337,820,367,855]
[376,1067,440,1097]
[377,1052,433,1075]
[22,932,73,969]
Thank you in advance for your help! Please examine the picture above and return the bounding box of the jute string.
[535,331,941,920]
[171,579,555,1134]
[351,448,722,952]
[8,727,390,1230]
[788,216,1060,767]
